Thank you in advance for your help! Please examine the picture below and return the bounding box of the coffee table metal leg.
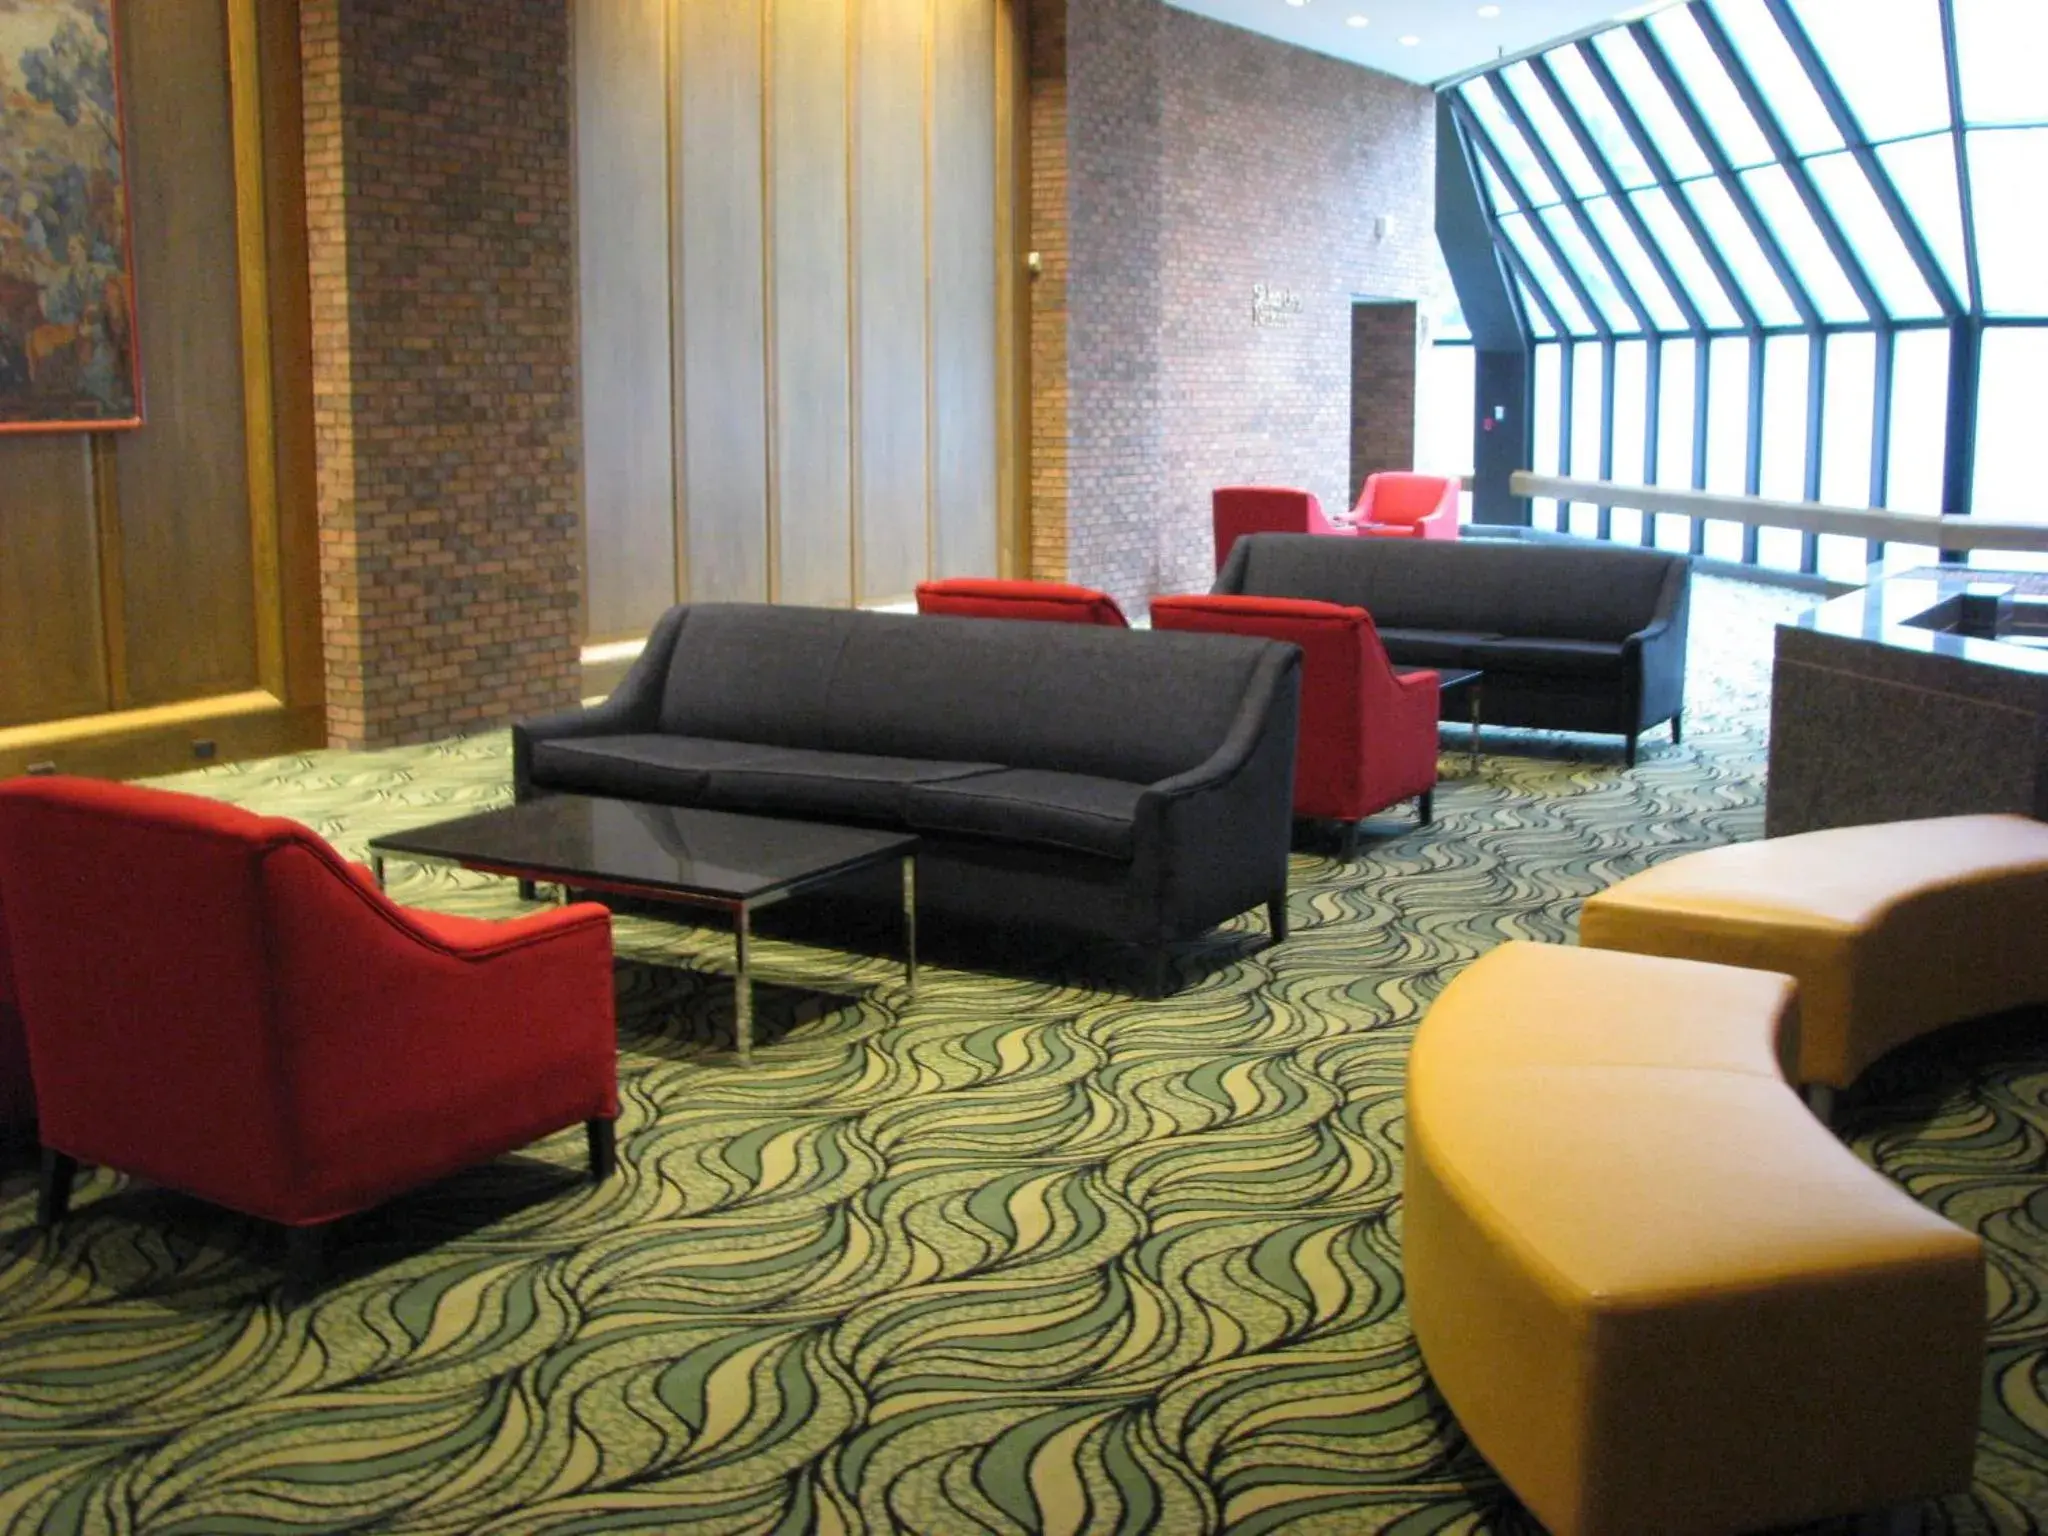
[902,855,918,996]
[369,852,386,889]
[734,903,753,1066]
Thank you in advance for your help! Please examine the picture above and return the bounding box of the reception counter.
[1768,563,2048,836]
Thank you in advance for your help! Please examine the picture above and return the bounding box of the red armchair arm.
[264,837,618,1224]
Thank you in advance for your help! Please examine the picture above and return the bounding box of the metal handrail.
[1510,472,2048,555]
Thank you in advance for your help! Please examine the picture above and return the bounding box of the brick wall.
[302,0,581,749]
[1350,301,1420,506]
[1030,3,1437,612]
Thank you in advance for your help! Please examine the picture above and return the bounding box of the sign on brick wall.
[1251,283,1303,327]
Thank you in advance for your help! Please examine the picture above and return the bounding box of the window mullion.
[1632,20,1821,335]
[1487,75,1657,338]
[1762,0,1962,318]
[1577,40,1762,336]
[1694,5,1887,327]
[1938,0,1982,315]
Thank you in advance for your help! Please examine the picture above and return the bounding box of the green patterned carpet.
[5,577,2048,1534]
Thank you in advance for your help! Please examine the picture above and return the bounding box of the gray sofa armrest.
[513,606,687,800]
[1131,642,1300,941]
[1622,560,1691,728]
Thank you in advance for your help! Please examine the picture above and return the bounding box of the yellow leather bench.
[1404,942,1984,1536]
[1579,813,2048,1098]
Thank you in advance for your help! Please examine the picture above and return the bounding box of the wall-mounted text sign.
[1251,283,1303,327]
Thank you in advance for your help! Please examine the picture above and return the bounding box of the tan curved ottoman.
[1580,813,2048,1095]
[1404,942,1984,1536]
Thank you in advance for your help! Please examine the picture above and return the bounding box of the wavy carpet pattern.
[4,577,2047,1533]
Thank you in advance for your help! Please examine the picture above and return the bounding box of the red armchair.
[916,577,1130,626]
[1348,472,1461,539]
[1212,487,1359,573]
[1150,594,1440,859]
[0,776,619,1276]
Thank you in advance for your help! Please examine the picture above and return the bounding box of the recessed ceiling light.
[1477,4,1502,15]
[1399,33,1421,44]
[1286,0,1308,7]
[1347,13,1369,25]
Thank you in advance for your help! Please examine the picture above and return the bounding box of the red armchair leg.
[285,1224,327,1287]
[37,1148,76,1228]
[587,1118,617,1181]
[1340,821,1362,863]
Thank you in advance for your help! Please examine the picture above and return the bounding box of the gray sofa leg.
[1418,789,1433,825]
[1267,894,1288,944]
[518,878,539,902]
[1671,712,1683,745]
[1624,732,1639,769]
[1143,948,1173,999]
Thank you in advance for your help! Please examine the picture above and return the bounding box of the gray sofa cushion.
[905,769,1146,860]
[530,735,775,803]
[1476,637,1630,678]
[825,616,1267,785]
[1376,628,1504,668]
[697,748,1002,822]
[657,606,856,744]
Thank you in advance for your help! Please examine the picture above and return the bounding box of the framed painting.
[0,0,141,432]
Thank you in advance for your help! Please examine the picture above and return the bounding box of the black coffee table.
[368,796,918,1064]
[1397,666,1484,773]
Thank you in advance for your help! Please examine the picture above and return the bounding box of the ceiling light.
[1478,4,1502,14]
[1399,33,1421,44]
[1286,0,1308,7]
[1347,13,1369,24]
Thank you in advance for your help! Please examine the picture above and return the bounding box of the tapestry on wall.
[0,0,140,432]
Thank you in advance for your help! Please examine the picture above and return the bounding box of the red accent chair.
[1212,487,1358,573]
[0,776,619,1277]
[1349,472,1461,540]
[916,577,1130,626]
[1151,594,1440,859]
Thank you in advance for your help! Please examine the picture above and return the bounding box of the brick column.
[302,0,581,749]
[1351,301,1420,501]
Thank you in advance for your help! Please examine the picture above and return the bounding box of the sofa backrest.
[1218,533,1681,642]
[655,604,1283,784]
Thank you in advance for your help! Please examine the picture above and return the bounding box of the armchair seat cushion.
[906,770,1144,860]
[531,735,777,804]
[1477,637,1629,678]
[1375,628,1503,667]
[699,748,1004,822]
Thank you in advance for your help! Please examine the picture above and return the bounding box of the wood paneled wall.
[575,0,1022,643]
[0,0,321,778]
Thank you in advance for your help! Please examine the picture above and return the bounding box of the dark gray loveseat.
[514,603,1301,990]
[1216,534,1690,765]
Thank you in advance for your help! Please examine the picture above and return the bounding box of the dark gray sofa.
[513,603,1301,991]
[1215,534,1690,765]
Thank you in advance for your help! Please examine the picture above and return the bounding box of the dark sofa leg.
[37,1148,76,1228]
[1419,789,1434,825]
[1143,948,1172,999]
[1624,733,1638,769]
[518,878,539,902]
[1671,712,1683,746]
[1339,820,1360,862]
[284,1224,327,1287]
[1267,894,1289,945]
[587,1117,617,1181]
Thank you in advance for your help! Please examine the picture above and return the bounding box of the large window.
[1447,0,2046,573]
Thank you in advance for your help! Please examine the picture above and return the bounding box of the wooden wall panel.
[929,0,1001,579]
[675,0,771,603]
[855,0,932,604]
[770,0,854,608]
[114,0,259,705]
[0,440,108,730]
[577,0,678,642]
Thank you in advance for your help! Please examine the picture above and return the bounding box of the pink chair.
[1349,472,1461,540]
[1212,487,1357,573]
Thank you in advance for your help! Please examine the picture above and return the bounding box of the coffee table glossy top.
[368,795,917,904]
